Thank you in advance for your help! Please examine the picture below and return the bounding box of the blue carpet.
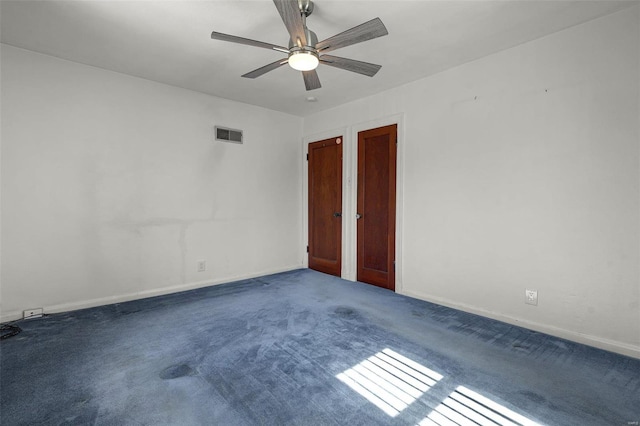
[1,269,639,425]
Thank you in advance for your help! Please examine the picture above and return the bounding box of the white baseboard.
[5,269,637,360]
[0,264,303,323]
[401,289,640,360]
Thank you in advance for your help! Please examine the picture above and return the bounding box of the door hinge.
[306,245,309,253]
[393,260,396,271]
[306,153,309,161]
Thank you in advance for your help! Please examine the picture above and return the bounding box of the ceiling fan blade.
[211,31,288,53]
[302,70,321,91]
[242,59,289,79]
[316,18,388,53]
[272,0,307,47]
[320,55,381,77]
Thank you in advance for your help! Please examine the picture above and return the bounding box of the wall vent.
[215,126,243,144]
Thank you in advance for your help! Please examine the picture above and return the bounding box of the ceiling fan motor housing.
[288,27,318,51]
[288,26,319,71]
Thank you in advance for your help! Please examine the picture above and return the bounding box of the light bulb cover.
[288,51,319,71]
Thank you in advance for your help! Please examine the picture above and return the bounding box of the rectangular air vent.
[215,126,243,144]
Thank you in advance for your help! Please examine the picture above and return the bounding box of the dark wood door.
[308,137,343,276]
[357,124,397,290]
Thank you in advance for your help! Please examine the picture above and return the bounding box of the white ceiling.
[1,0,636,117]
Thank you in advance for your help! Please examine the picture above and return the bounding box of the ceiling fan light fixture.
[288,51,319,71]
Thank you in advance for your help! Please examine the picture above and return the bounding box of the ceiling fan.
[210,0,388,91]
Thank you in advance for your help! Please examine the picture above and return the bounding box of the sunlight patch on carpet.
[337,348,443,417]
[418,385,542,426]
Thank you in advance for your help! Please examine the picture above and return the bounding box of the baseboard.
[401,289,640,360]
[0,264,303,323]
[6,270,637,359]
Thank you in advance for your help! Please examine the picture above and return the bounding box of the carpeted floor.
[1,269,639,425]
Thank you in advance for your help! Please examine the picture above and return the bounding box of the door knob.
[333,212,342,218]
[356,213,362,219]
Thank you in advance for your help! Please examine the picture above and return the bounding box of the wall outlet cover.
[197,260,206,272]
[525,289,538,306]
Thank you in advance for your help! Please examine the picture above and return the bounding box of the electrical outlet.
[23,308,43,319]
[525,289,538,306]
[197,260,206,272]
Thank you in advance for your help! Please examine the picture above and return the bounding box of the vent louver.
[215,126,243,144]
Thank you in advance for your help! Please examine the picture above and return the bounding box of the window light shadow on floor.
[418,385,542,426]
[336,348,443,417]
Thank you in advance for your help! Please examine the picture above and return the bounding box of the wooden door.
[308,137,343,276]
[357,124,397,290]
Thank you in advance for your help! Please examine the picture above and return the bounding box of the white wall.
[1,45,303,321]
[303,7,640,358]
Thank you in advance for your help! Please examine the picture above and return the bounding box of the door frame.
[302,113,404,292]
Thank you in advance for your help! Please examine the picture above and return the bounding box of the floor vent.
[215,126,243,144]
